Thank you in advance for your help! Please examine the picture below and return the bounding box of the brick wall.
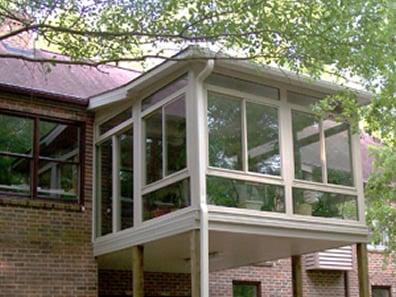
[0,95,97,297]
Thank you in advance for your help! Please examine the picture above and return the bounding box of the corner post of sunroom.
[186,60,214,297]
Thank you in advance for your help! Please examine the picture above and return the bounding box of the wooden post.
[191,230,200,297]
[132,245,144,297]
[292,255,303,297]
[357,243,370,297]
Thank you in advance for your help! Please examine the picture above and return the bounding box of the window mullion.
[319,121,328,184]
[162,106,167,178]
[32,117,40,199]
[241,99,248,172]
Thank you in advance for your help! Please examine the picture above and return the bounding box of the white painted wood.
[133,99,143,227]
[112,136,121,233]
[96,118,133,145]
[141,169,189,196]
[352,134,366,223]
[207,167,283,186]
[279,88,294,215]
[93,143,100,239]
[305,246,353,271]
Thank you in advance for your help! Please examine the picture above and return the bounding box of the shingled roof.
[0,41,141,106]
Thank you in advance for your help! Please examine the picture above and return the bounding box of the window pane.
[145,109,163,184]
[372,287,391,297]
[323,120,354,186]
[143,178,190,221]
[165,96,187,175]
[293,188,357,220]
[0,155,30,194]
[39,120,79,160]
[0,113,33,154]
[37,161,78,201]
[119,128,133,230]
[206,73,279,100]
[142,74,188,111]
[233,283,259,297]
[288,91,319,107]
[98,140,113,236]
[99,108,132,135]
[292,111,322,182]
[208,92,242,170]
[207,176,285,212]
[247,102,280,175]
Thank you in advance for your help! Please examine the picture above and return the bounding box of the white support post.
[351,133,365,223]
[279,88,295,216]
[133,102,143,226]
[112,135,121,233]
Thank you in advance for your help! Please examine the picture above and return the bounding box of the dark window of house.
[233,281,261,297]
[119,128,133,230]
[141,74,188,111]
[0,111,83,202]
[99,108,132,135]
[372,286,392,297]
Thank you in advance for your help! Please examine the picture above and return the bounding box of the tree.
[0,0,395,254]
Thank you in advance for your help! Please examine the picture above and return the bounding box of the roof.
[89,45,372,109]
[0,41,141,106]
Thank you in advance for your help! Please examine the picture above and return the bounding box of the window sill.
[0,196,84,212]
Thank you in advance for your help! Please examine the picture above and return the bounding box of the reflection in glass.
[207,176,285,212]
[293,188,357,220]
[165,96,186,175]
[145,109,163,184]
[292,111,322,182]
[37,161,78,201]
[99,108,132,135]
[0,113,33,154]
[208,92,242,170]
[39,120,79,160]
[247,102,280,175]
[233,283,259,297]
[119,128,133,230]
[0,155,31,194]
[98,140,113,236]
[142,74,188,111]
[206,73,280,100]
[323,120,354,186]
[143,178,190,220]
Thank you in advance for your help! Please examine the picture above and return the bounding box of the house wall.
[98,248,395,297]
[0,94,97,297]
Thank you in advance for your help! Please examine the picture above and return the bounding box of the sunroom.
[90,47,370,296]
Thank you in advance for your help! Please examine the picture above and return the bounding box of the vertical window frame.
[0,109,84,204]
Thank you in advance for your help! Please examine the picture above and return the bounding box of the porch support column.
[357,243,370,297]
[132,245,144,297]
[191,230,200,297]
[292,255,303,297]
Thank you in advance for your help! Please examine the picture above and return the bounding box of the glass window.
[0,112,82,201]
[165,96,186,175]
[119,128,133,230]
[0,113,33,195]
[324,120,353,186]
[292,111,322,182]
[208,92,242,170]
[37,120,80,201]
[372,286,391,297]
[142,74,188,111]
[288,91,319,107]
[233,282,260,297]
[144,109,163,184]
[98,139,113,236]
[144,96,187,185]
[206,73,279,100]
[99,108,132,135]
[207,176,285,212]
[143,178,190,220]
[246,102,280,175]
[293,188,357,220]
